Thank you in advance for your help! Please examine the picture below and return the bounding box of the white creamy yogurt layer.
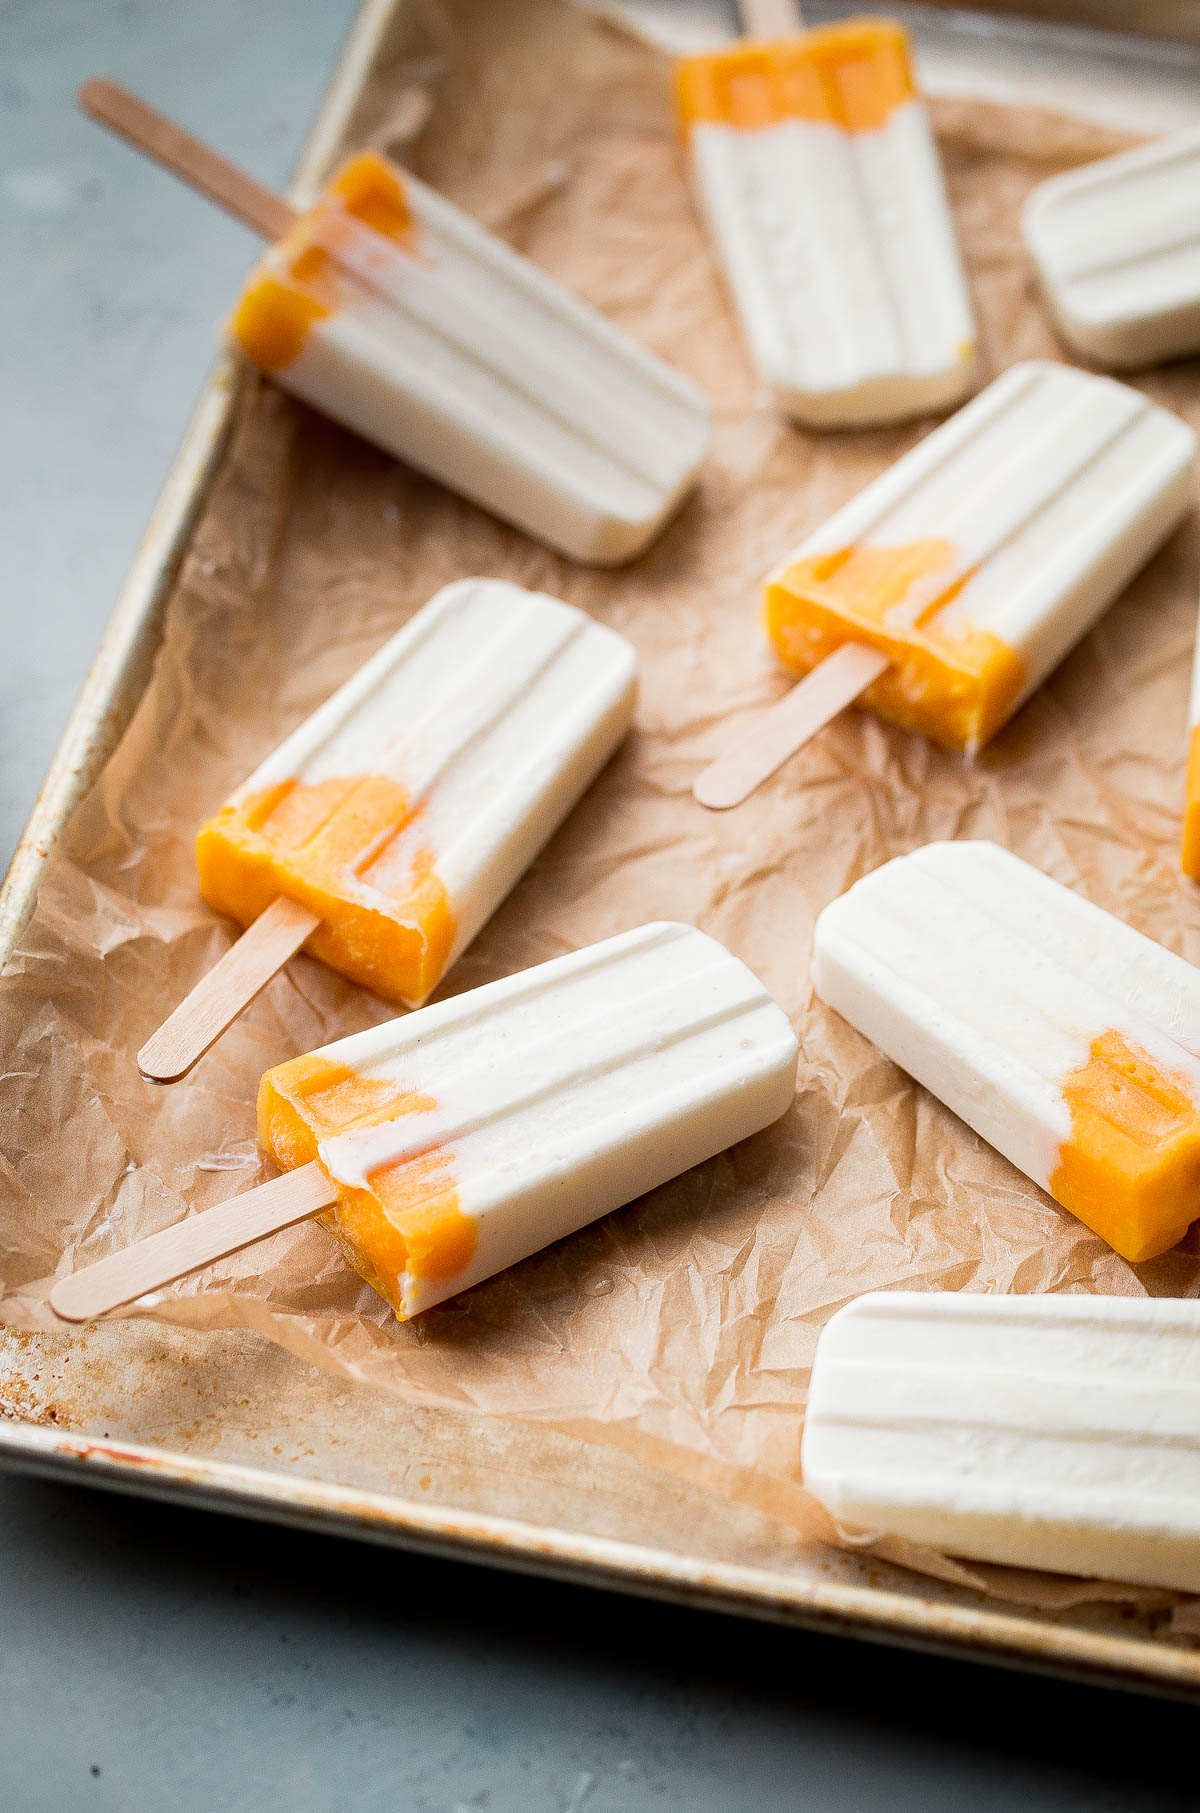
[309,922,800,1318]
[804,1291,1200,1594]
[247,172,713,564]
[227,580,638,996]
[690,98,977,426]
[1024,123,1200,369]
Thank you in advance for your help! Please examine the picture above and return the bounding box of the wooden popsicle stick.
[694,642,891,810]
[737,0,804,38]
[77,77,297,241]
[138,895,320,1084]
[49,1161,336,1324]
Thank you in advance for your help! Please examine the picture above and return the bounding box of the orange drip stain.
[258,1054,476,1317]
[196,772,455,1006]
[677,19,915,137]
[766,539,1024,752]
[1182,723,1200,880]
[1050,1030,1200,1264]
[231,151,416,372]
[232,275,331,373]
[328,152,417,245]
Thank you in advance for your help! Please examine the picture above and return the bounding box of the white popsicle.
[53,923,799,1325]
[676,18,978,427]
[812,840,1200,1265]
[76,83,713,566]
[803,1290,1200,1595]
[699,361,1197,807]
[233,151,712,564]
[763,361,1197,753]
[138,580,637,1084]
[1023,123,1200,370]
[1183,616,1200,881]
[196,578,638,1007]
[255,921,800,1319]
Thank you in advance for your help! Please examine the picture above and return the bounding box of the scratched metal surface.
[4,0,1200,1703]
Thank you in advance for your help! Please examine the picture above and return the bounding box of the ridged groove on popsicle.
[676,20,915,135]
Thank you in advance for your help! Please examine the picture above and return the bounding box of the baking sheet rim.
[2,0,1200,1697]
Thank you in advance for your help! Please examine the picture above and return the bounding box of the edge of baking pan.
[0,0,399,962]
[922,0,1200,43]
[3,1421,1200,1699]
[2,0,1200,1700]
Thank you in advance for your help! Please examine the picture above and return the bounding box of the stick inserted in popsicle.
[693,360,1197,809]
[79,79,712,565]
[49,1161,336,1324]
[54,923,800,1324]
[137,580,638,1083]
[676,2,978,428]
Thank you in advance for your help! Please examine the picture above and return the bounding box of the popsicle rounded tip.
[77,76,121,116]
[48,1275,100,1324]
[692,770,745,811]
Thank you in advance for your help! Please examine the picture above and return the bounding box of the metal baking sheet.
[4,0,1200,1696]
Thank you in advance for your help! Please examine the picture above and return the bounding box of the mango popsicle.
[141,580,637,1081]
[813,840,1200,1265]
[696,361,1196,806]
[676,15,978,427]
[79,82,712,566]
[51,924,800,1324]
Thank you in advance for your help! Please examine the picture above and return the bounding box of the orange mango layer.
[259,1052,476,1318]
[766,540,1025,752]
[232,151,415,374]
[1183,724,1200,880]
[196,773,455,1006]
[1050,1030,1200,1265]
[676,19,915,136]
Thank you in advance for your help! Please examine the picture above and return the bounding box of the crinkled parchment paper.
[4,0,1200,1604]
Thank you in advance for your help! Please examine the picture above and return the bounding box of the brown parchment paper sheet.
[4,0,1200,1607]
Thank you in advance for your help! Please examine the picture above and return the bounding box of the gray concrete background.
[3,0,1200,1806]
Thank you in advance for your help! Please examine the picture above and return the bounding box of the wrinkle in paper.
[2,0,1200,1613]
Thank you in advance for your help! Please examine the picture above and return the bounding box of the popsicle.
[1182,608,1200,882]
[695,361,1197,807]
[78,80,712,566]
[1023,122,1200,370]
[138,579,638,1083]
[803,1291,1200,1595]
[812,840,1200,1265]
[675,1,978,427]
[50,923,801,1324]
